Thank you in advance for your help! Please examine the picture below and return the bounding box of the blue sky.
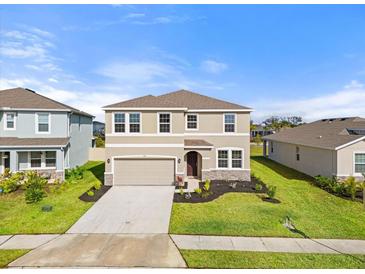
[1,5,365,122]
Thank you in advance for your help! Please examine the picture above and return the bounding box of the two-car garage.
[113,158,176,186]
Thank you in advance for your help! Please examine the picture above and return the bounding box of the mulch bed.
[79,185,111,202]
[174,176,268,203]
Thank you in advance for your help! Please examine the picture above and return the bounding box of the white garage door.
[114,158,175,186]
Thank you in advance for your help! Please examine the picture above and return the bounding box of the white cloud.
[48,78,59,83]
[125,13,145,19]
[251,81,365,123]
[97,61,181,83]
[201,60,228,74]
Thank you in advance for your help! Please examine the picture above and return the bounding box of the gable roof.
[103,89,251,110]
[0,87,93,117]
[263,117,365,150]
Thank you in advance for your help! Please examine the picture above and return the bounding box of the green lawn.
[0,161,104,235]
[169,147,365,239]
[0,250,29,268]
[181,250,365,269]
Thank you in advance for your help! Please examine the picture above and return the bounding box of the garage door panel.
[114,159,175,185]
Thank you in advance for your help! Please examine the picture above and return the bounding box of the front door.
[4,152,10,170]
[187,151,198,177]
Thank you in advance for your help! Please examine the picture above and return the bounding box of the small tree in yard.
[253,134,262,146]
[24,171,47,203]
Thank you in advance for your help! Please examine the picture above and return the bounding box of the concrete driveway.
[9,234,186,268]
[67,186,175,234]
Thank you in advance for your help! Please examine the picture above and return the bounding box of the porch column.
[9,150,17,172]
[56,149,64,171]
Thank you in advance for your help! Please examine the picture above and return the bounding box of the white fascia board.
[102,107,188,111]
[186,109,253,112]
[0,107,71,112]
[335,136,365,150]
[106,143,184,148]
[184,146,214,149]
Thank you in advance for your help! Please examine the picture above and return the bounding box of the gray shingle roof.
[263,117,365,150]
[0,88,93,117]
[0,137,70,147]
[104,89,251,110]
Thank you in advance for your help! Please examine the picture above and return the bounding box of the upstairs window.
[37,113,50,133]
[224,114,236,132]
[114,113,125,133]
[129,113,140,133]
[355,153,365,173]
[218,150,229,168]
[186,114,198,130]
[5,112,16,130]
[159,113,171,133]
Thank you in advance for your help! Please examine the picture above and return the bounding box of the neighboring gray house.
[93,121,105,136]
[250,124,274,141]
[0,88,94,179]
[263,117,365,179]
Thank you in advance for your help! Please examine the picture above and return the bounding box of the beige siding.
[184,112,250,133]
[89,148,105,161]
[337,140,365,177]
[268,141,336,177]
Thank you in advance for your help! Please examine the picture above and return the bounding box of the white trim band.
[106,143,184,148]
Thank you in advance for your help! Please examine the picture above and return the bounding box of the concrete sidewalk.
[171,235,365,254]
[0,234,60,250]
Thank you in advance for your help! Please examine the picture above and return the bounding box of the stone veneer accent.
[104,173,113,186]
[36,169,64,181]
[202,170,250,181]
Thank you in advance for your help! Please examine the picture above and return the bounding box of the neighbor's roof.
[184,139,213,147]
[263,117,365,150]
[0,87,93,117]
[103,89,251,110]
[0,137,70,147]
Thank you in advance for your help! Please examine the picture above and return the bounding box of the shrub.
[65,166,85,182]
[203,179,211,192]
[344,176,358,200]
[87,190,94,197]
[94,181,102,190]
[95,136,105,148]
[194,188,202,195]
[314,175,333,190]
[179,187,184,196]
[267,185,277,199]
[24,171,47,203]
[255,183,263,191]
[1,168,12,179]
[0,172,23,194]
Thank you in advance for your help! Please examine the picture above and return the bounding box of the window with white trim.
[186,114,198,130]
[37,113,50,133]
[224,114,235,132]
[45,151,56,167]
[114,113,125,133]
[218,150,229,168]
[5,112,16,130]
[159,113,171,133]
[30,151,42,168]
[129,113,140,133]
[355,153,365,173]
[232,150,242,168]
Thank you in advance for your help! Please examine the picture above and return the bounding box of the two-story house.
[103,90,252,186]
[0,88,94,180]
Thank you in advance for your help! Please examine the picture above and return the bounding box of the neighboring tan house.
[102,90,252,186]
[0,88,94,179]
[251,124,274,141]
[263,117,365,179]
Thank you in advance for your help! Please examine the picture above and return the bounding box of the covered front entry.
[186,151,198,176]
[114,158,175,186]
